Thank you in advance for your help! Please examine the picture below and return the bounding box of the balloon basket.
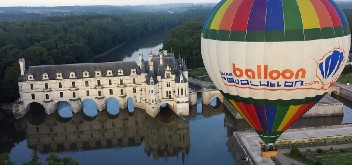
[261,144,278,158]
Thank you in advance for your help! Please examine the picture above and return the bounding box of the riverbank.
[229,125,352,165]
[93,40,130,60]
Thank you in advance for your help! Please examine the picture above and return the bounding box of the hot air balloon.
[201,0,351,157]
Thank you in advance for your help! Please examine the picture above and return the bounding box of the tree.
[289,147,302,158]
[0,153,12,165]
[46,153,79,165]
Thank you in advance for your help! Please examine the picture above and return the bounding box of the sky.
[0,0,220,7]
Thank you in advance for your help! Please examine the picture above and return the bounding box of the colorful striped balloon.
[201,0,351,144]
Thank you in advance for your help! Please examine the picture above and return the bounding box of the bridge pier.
[70,100,82,113]
[96,99,106,111]
[43,101,57,115]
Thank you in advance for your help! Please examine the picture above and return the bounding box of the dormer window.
[69,72,76,79]
[150,78,154,85]
[95,71,101,77]
[28,74,34,80]
[118,69,124,76]
[56,73,62,79]
[107,70,113,76]
[83,71,90,78]
[42,73,49,80]
[166,72,171,79]
[131,69,136,75]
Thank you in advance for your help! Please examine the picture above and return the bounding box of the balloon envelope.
[201,0,351,144]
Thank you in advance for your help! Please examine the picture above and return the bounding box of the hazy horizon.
[0,0,219,7]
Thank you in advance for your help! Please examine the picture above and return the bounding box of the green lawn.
[306,152,352,165]
[338,73,352,84]
[189,68,212,82]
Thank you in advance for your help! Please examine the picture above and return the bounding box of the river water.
[2,31,351,165]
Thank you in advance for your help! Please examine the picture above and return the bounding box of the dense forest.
[0,7,212,103]
[163,18,205,69]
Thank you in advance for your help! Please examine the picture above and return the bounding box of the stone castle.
[14,50,197,118]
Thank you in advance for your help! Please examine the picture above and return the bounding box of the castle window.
[28,74,34,80]
[60,92,63,98]
[83,71,89,78]
[98,91,102,96]
[45,83,48,89]
[43,73,48,80]
[59,82,62,88]
[120,79,123,85]
[166,73,171,78]
[121,89,124,95]
[107,70,113,76]
[46,94,49,100]
[31,94,35,100]
[150,80,154,85]
[118,69,124,76]
[72,81,76,88]
[109,89,113,95]
[86,91,89,96]
[133,87,136,93]
[97,80,101,86]
[131,69,136,74]
[133,78,136,84]
[73,92,76,98]
[181,88,184,96]
[56,73,62,79]
[69,72,76,78]
[30,84,34,90]
[109,80,112,85]
[167,82,170,87]
[95,71,101,77]
[85,81,89,87]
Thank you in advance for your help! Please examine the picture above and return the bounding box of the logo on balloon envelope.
[220,48,346,91]
[316,48,345,90]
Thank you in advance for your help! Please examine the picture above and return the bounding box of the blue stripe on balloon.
[319,63,325,79]
[266,0,284,31]
[324,55,332,78]
[247,0,267,31]
[328,50,340,78]
[254,105,267,131]
[333,51,344,76]
[266,106,278,132]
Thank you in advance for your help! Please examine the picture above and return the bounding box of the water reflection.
[7,96,350,164]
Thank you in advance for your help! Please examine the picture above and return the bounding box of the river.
[2,31,351,165]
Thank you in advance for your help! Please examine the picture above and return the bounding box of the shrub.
[316,148,323,153]
[289,148,302,158]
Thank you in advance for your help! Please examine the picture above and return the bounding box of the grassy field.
[338,73,352,84]
[305,151,352,165]
[189,68,212,82]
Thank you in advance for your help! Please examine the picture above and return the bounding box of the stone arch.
[127,97,134,113]
[26,102,46,115]
[82,99,98,118]
[26,102,46,125]
[57,101,73,118]
[209,96,222,109]
[106,97,120,116]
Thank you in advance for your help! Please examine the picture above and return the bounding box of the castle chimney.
[19,58,26,75]
[160,52,164,66]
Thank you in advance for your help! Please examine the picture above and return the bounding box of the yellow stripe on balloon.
[229,100,254,128]
[278,105,301,131]
[296,0,320,29]
[210,0,234,30]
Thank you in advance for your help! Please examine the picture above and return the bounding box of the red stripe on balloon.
[231,0,254,31]
[243,103,264,131]
[282,102,316,131]
[231,100,260,130]
[320,0,342,26]
[219,0,243,30]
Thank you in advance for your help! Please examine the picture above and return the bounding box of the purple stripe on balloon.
[254,105,267,130]
[247,0,267,31]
